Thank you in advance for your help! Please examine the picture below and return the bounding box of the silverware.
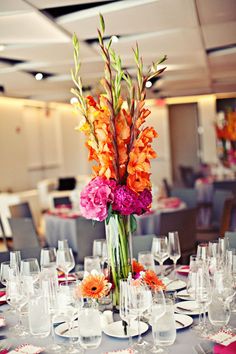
[175,319,185,327]
[165,279,180,287]
[176,305,198,312]
[60,325,79,335]
[164,266,174,277]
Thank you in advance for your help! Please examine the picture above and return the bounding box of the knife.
[122,320,127,336]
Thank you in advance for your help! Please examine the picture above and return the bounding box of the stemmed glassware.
[138,252,155,271]
[151,236,169,276]
[197,243,208,263]
[0,261,11,287]
[6,275,28,336]
[151,297,176,353]
[84,256,101,273]
[10,251,21,273]
[129,281,152,351]
[56,248,75,283]
[195,266,212,335]
[168,231,181,275]
[93,239,108,271]
[20,258,40,285]
[119,279,137,347]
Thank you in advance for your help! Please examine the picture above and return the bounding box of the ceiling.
[0,0,235,102]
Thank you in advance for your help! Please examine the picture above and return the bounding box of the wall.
[0,98,89,192]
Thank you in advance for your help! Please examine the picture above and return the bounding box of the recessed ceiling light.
[35,72,43,81]
[111,35,119,43]
[145,80,152,88]
[70,97,79,104]
[0,45,5,52]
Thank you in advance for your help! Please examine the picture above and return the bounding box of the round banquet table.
[1,269,236,353]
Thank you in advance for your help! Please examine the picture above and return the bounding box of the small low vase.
[105,214,133,306]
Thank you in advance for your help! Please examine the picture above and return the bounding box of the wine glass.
[93,239,107,271]
[56,248,75,283]
[58,239,69,250]
[84,256,101,273]
[151,236,169,276]
[168,231,181,275]
[78,306,102,351]
[208,289,231,334]
[0,261,11,287]
[119,279,137,347]
[195,266,212,335]
[6,276,28,336]
[151,298,176,353]
[197,243,208,263]
[129,281,152,351]
[138,251,155,271]
[40,247,57,270]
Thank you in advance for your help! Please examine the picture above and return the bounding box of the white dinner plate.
[103,320,149,339]
[174,314,193,330]
[176,289,195,301]
[165,279,186,292]
[174,301,202,316]
[55,321,79,338]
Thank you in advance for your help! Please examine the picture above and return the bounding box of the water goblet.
[20,258,40,286]
[10,250,21,273]
[138,251,155,271]
[58,239,69,250]
[151,236,169,276]
[197,243,208,263]
[0,261,10,287]
[56,248,75,283]
[93,239,107,271]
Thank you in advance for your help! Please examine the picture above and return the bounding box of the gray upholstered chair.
[159,208,197,264]
[170,188,198,208]
[75,217,106,264]
[132,234,156,260]
[8,217,40,250]
[225,231,236,249]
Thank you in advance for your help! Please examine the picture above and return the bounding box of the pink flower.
[112,185,138,215]
[138,189,152,213]
[80,177,116,221]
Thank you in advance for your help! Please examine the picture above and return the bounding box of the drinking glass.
[218,238,228,266]
[151,298,176,353]
[138,251,155,271]
[40,247,57,270]
[56,248,75,283]
[6,277,28,336]
[20,258,40,285]
[28,292,51,338]
[78,307,102,350]
[93,239,108,272]
[119,279,137,347]
[197,243,208,263]
[84,256,101,273]
[150,290,166,353]
[151,236,169,276]
[208,240,219,259]
[10,251,21,273]
[168,231,181,274]
[195,267,212,334]
[0,261,10,286]
[129,281,152,351]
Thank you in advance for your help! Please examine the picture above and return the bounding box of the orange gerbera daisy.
[132,259,145,274]
[79,273,110,299]
[143,270,166,291]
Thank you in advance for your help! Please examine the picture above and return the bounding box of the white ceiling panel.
[58,0,198,40]
[202,21,236,49]
[196,0,236,25]
[28,0,110,10]
[0,12,69,44]
[0,0,31,14]
[0,41,95,62]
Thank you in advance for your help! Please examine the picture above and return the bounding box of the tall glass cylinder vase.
[105,214,133,307]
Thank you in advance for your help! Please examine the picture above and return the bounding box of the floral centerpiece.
[215,111,236,168]
[71,14,166,305]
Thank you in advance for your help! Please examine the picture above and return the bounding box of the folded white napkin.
[100,310,113,329]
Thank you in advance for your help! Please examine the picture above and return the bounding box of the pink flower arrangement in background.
[80,176,152,221]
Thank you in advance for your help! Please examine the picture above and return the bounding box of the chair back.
[211,190,234,230]
[132,234,156,260]
[179,165,195,188]
[75,217,106,264]
[9,202,32,218]
[225,231,236,249]
[53,196,71,208]
[8,217,40,250]
[159,208,197,263]
[219,198,235,236]
[170,188,197,208]
[162,178,171,197]
[0,216,8,250]
[213,180,236,196]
